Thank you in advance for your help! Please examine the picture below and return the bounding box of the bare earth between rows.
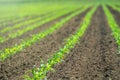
[0,8,81,50]
[0,8,89,80]
[108,6,120,26]
[47,7,120,80]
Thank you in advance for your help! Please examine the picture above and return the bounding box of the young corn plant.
[24,6,97,80]
[0,7,78,43]
[108,4,120,12]
[0,6,89,61]
[0,8,66,33]
[103,5,120,54]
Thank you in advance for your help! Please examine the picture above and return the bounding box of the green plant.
[103,5,120,54]
[0,6,89,61]
[24,6,97,80]
[0,7,65,33]
[0,7,78,43]
[108,4,120,12]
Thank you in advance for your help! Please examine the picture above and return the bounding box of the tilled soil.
[0,8,82,50]
[108,6,120,26]
[0,8,89,80]
[47,7,120,80]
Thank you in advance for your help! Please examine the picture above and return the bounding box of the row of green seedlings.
[24,6,97,80]
[103,5,120,54]
[0,16,19,25]
[0,7,77,42]
[0,16,37,29]
[108,4,120,12]
[0,7,78,43]
[0,6,67,32]
[0,3,71,24]
[0,4,80,27]
[0,6,58,26]
[0,7,67,33]
[0,6,90,61]
[0,16,27,27]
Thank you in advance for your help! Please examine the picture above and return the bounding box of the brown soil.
[108,6,120,26]
[47,7,120,80]
[0,8,89,80]
[0,8,82,50]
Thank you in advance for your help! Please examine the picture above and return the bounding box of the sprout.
[24,6,97,80]
[103,5,120,54]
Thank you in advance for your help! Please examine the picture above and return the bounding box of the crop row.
[0,6,67,28]
[0,7,67,33]
[0,6,90,61]
[0,16,19,25]
[0,4,59,23]
[0,7,79,43]
[103,5,120,54]
[109,4,120,12]
[24,6,97,80]
[0,4,71,27]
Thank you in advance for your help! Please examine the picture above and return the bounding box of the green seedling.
[24,6,97,80]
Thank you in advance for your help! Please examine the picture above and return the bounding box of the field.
[0,0,120,80]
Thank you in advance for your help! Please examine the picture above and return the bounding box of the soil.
[108,6,120,26]
[0,8,83,50]
[47,7,120,80]
[0,8,89,80]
